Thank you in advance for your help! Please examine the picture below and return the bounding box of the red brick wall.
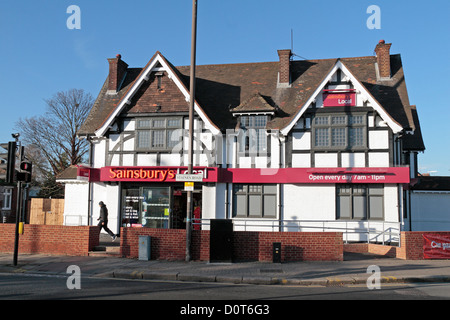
[120,228,343,262]
[344,232,450,260]
[397,231,426,260]
[0,224,99,256]
[233,231,343,262]
[120,228,188,261]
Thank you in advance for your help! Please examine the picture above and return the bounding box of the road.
[0,274,450,315]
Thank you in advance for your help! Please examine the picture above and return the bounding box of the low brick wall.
[120,227,343,262]
[0,224,100,256]
[233,231,343,262]
[344,231,450,260]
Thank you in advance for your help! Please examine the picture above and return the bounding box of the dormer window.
[238,115,268,154]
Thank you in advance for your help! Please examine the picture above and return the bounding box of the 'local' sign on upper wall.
[323,89,356,107]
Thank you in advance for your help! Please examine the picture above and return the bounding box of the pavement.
[1,249,450,286]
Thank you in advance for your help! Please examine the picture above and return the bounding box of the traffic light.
[0,141,17,184]
[17,161,32,183]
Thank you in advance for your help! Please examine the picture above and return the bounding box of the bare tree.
[16,89,93,176]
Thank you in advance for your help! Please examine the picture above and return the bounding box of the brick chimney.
[277,49,292,86]
[374,40,392,79]
[107,54,128,94]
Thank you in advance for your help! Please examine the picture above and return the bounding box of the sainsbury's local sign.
[100,166,218,183]
[323,89,356,107]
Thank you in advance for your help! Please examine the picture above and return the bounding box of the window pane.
[167,129,181,148]
[137,131,150,148]
[349,115,363,125]
[257,129,267,152]
[337,195,351,219]
[263,195,276,217]
[254,115,267,127]
[233,194,247,217]
[167,118,181,127]
[137,119,151,128]
[240,116,249,128]
[152,130,165,148]
[369,196,383,219]
[314,116,329,125]
[331,128,346,146]
[349,127,364,147]
[248,185,262,193]
[315,128,329,147]
[369,185,384,195]
[353,196,367,219]
[337,185,351,195]
[263,185,277,194]
[234,184,246,193]
[331,116,346,125]
[249,195,261,217]
[152,119,165,128]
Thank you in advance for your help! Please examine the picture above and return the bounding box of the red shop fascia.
[77,166,410,185]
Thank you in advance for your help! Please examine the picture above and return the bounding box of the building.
[407,176,450,231]
[58,40,426,242]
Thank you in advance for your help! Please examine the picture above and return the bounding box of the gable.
[280,60,404,136]
[125,70,190,114]
[94,52,220,137]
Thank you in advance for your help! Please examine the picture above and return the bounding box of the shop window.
[312,113,366,150]
[121,186,170,228]
[336,184,384,220]
[238,115,268,154]
[136,117,182,151]
[232,184,276,218]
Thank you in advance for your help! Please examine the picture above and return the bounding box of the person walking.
[97,201,117,241]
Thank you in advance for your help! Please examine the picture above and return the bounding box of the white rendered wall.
[63,182,89,226]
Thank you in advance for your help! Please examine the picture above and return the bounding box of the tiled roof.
[78,50,424,150]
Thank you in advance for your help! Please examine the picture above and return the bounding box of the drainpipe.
[278,132,285,231]
[87,136,93,226]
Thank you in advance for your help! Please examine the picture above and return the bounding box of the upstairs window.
[136,117,182,151]
[312,113,366,150]
[238,115,268,154]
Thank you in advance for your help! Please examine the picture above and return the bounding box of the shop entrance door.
[171,188,202,230]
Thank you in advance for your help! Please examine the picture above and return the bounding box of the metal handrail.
[193,218,401,246]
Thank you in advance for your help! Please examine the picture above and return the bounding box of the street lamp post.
[186,0,198,262]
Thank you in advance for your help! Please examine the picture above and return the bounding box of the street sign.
[176,174,203,182]
[184,182,194,191]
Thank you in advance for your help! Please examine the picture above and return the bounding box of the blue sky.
[1,0,449,175]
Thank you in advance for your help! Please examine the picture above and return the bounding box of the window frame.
[312,113,367,151]
[232,184,277,219]
[238,115,268,155]
[135,116,183,152]
[336,184,384,221]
